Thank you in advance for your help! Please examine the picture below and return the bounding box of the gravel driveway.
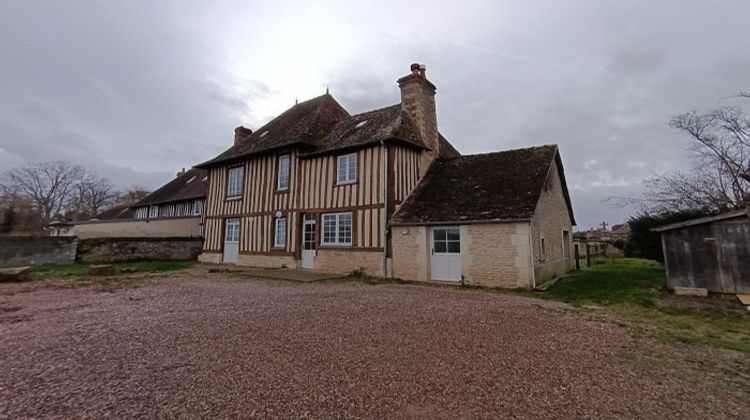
[0,272,747,418]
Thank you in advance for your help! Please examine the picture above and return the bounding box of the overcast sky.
[1,0,748,229]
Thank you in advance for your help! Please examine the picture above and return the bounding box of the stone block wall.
[530,160,575,284]
[0,237,78,267]
[314,249,384,276]
[236,254,297,269]
[77,237,203,263]
[464,223,533,288]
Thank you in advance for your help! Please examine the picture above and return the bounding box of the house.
[653,207,750,294]
[49,168,208,238]
[196,63,575,288]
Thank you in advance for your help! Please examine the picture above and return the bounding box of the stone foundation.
[198,252,222,264]
[314,249,385,276]
[236,254,297,269]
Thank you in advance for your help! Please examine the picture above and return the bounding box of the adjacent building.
[49,169,208,238]
[196,64,576,288]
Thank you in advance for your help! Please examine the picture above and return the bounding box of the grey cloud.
[1,0,748,228]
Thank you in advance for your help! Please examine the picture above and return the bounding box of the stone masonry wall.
[77,237,203,263]
[391,225,429,281]
[236,254,297,269]
[314,249,384,276]
[464,223,533,288]
[0,237,78,267]
[530,161,575,284]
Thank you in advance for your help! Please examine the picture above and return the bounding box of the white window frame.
[321,212,353,246]
[227,166,244,199]
[149,205,158,218]
[192,199,203,216]
[274,217,287,248]
[336,153,357,185]
[277,154,290,191]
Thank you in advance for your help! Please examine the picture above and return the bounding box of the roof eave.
[652,208,749,232]
[390,217,531,226]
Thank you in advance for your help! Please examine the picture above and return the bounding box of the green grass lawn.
[544,258,750,356]
[542,258,667,306]
[34,261,194,279]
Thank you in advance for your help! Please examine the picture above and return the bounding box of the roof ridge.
[442,144,558,160]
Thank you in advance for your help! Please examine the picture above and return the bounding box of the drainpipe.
[381,140,389,278]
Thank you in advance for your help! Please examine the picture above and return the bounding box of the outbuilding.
[653,208,750,294]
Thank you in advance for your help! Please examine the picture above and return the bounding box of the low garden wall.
[0,237,78,267]
[76,237,203,263]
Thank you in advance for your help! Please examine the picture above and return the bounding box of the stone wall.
[236,254,297,269]
[464,223,533,288]
[0,237,78,267]
[391,225,429,280]
[76,237,203,263]
[390,223,534,289]
[530,160,575,284]
[314,249,384,276]
[65,217,202,239]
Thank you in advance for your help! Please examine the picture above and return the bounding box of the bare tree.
[615,92,750,213]
[70,173,119,219]
[117,186,151,205]
[1,161,86,225]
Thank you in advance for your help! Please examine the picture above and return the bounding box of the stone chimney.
[398,63,439,160]
[234,126,253,146]
[176,167,186,178]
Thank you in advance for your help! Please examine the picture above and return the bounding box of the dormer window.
[337,153,357,184]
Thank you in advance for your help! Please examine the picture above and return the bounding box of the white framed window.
[433,228,461,254]
[274,217,287,248]
[321,212,352,246]
[192,199,203,216]
[227,166,244,198]
[337,153,357,184]
[149,205,158,218]
[277,154,290,191]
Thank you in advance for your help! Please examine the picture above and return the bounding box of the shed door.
[430,227,462,282]
[223,218,240,263]
[715,222,750,294]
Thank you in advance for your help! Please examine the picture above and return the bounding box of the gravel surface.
[0,273,747,419]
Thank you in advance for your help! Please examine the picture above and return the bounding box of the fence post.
[574,244,580,271]
[586,244,592,267]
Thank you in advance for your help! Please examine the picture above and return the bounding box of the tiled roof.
[391,145,574,224]
[133,168,208,207]
[92,203,133,220]
[197,94,350,167]
[300,104,427,156]
[196,95,457,166]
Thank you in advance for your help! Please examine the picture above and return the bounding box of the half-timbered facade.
[196,78,443,275]
[197,63,575,288]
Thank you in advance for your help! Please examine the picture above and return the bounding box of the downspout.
[381,140,389,278]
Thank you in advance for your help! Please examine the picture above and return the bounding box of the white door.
[430,227,462,281]
[223,218,240,263]
[301,214,316,269]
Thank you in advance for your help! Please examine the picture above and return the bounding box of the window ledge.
[335,181,357,186]
[226,196,242,201]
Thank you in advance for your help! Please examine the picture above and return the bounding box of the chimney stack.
[176,167,186,178]
[398,63,439,163]
[234,126,253,146]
